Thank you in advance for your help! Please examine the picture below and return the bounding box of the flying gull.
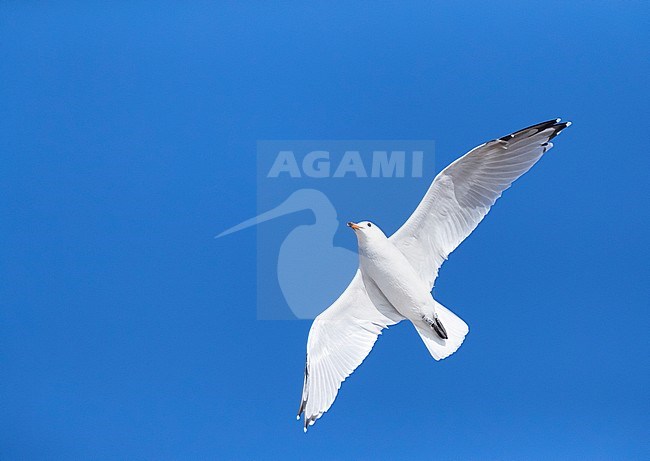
[297,119,571,431]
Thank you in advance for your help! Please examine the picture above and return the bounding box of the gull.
[297,119,571,431]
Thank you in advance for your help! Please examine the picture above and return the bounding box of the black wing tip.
[297,356,309,428]
[304,414,318,432]
[297,399,306,420]
[499,118,571,142]
[547,120,572,140]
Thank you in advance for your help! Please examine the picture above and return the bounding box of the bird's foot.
[422,314,448,340]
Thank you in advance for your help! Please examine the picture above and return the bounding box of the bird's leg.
[422,314,448,340]
[432,314,448,340]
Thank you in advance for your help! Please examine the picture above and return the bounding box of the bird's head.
[347,221,387,246]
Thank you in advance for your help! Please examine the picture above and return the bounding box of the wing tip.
[547,119,572,141]
[498,118,572,144]
[302,414,319,432]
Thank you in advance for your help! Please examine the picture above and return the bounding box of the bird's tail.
[414,301,469,361]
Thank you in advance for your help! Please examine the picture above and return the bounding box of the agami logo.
[219,140,435,319]
[267,150,424,178]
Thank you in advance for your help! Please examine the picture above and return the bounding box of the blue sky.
[1,2,649,459]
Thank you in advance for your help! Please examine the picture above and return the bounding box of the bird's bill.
[347,222,362,230]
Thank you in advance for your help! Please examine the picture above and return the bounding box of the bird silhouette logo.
[217,188,357,319]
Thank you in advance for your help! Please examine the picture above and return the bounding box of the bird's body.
[357,224,439,324]
[297,119,571,431]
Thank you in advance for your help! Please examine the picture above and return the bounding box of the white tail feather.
[414,301,469,360]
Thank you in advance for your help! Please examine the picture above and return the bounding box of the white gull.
[297,119,572,431]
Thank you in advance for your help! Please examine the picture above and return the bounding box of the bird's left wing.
[298,271,402,431]
[390,119,571,289]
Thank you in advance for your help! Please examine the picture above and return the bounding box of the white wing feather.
[391,119,571,289]
[297,271,402,431]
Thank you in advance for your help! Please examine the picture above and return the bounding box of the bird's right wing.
[297,271,402,431]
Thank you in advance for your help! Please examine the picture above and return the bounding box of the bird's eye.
[367,223,372,227]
